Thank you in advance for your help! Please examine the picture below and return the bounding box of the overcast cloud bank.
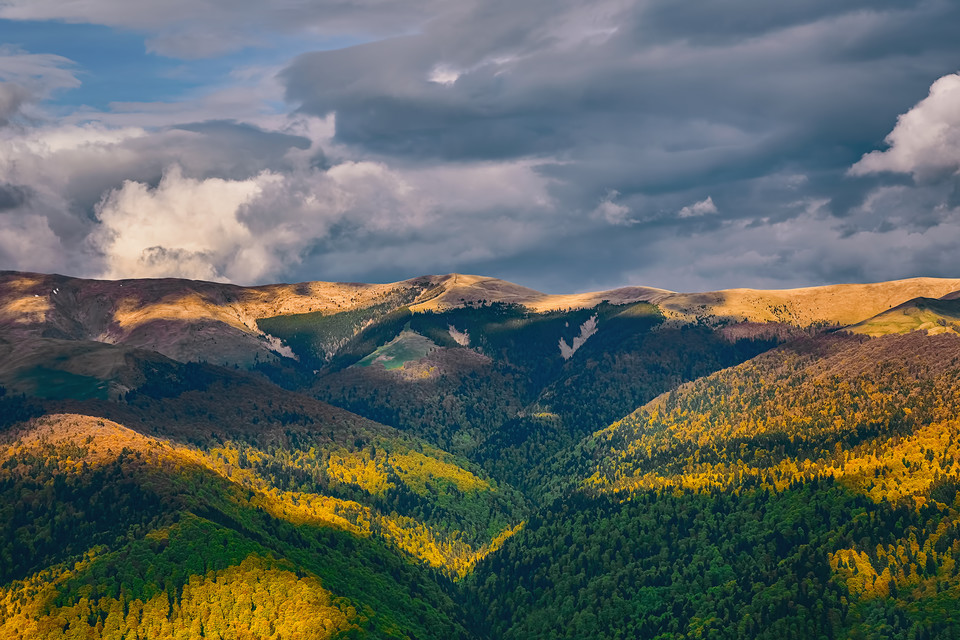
[0,1,959,292]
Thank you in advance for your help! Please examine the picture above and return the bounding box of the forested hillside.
[0,353,525,638]
[3,271,960,638]
[309,302,784,492]
[0,415,473,639]
[469,331,960,638]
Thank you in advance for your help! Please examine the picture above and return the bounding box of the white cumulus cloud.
[428,64,461,86]
[84,154,558,284]
[592,190,633,225]
[678,196,718,218]
[92,165,281,281]
[850,73,960,181]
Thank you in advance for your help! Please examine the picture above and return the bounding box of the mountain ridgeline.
[3,270,960,638]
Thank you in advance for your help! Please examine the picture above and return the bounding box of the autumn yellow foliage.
[0,554,357,640]
[0,414,516,579]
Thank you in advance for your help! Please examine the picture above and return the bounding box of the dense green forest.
[468,480,960,639]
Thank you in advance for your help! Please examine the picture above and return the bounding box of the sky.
[1,1,960,293]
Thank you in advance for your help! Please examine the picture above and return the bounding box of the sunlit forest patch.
[0,414,522,580]
[321,444,491,498]
[0,552,359,640]
[583,332,960,495]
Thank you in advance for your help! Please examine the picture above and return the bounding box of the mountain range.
[3,269,960,639]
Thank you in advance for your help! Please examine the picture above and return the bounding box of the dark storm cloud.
[169,120,313,179]
[284,0,960,166]
[635,0,907,47]
[0,183,30,211]
[174,120,310,152]
[0,183,30,210]
[276,0,960,290]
